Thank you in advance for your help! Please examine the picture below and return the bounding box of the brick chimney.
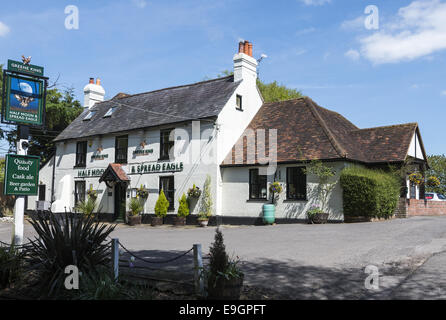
[233,40,257,83]
[83,77,105,109]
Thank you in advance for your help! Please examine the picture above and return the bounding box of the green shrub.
[154,190,169,217]
[0,245,24,289]
[340,166,400,219]
[198,175,213,220]
[26,213,115,297]
[177,193,189,217]
[75,197,97,216]
[129,197,143,216]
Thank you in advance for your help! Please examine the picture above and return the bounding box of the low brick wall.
[405,199,446,217]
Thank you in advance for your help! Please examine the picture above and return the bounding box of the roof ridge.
[352,122,418,132]
[304,97,348,158]
[103,75,235,102]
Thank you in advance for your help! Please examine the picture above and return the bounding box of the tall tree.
[426,154,446,195]
[5,88,83,164]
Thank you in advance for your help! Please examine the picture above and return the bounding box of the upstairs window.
[83,110,96,121]
[103,106,117,118]
[115,135,128,164]
[249,169,267,200]
[286,167,307,201]
[236,94,243,111]
[75,141,87,167]
[160,129,174,160]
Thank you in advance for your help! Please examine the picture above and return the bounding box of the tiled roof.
[222,97,425,166]
[54,75,240,142]
[99,163,130,183]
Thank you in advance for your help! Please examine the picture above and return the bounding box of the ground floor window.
[249,169,267,200]
[74,181,86,206]
[286,167,307,200]
[159,176,175,211]
[38,185,46,201]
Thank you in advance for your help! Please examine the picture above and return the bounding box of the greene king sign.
[3,154,40,196]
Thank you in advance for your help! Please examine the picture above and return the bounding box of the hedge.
[340,166,400,218]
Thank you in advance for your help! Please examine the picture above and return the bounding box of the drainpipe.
[51,151,56,204]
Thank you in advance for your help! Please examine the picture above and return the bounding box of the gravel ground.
[2,216,446,299]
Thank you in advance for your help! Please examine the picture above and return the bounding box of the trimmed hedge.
[340,166,400,218]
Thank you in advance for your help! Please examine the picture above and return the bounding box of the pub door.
[114,182,127,221]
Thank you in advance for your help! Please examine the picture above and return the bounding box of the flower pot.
[127,215,141,226]
[198,219,209,227]
[151,216,163,226]
[207,275,244,300]
[310,213,329,224]
[174,216,186,226]
[262,204,275,225]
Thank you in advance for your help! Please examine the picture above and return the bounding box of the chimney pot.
[248,43,253,57]
[96,78,101,86]
[238,41,245,54]
[89,77,94,84]
[244,41,249,55]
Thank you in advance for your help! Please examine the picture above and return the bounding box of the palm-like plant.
[129,197,143,216]
[75,197,97,216]
[26,213,115,297]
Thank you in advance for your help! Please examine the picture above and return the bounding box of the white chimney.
[83,77,105,109]
[233,41,257,83]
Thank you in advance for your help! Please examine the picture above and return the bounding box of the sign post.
[1,57,47,246]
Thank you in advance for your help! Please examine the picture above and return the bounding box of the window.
[115,135,128,164]
[249,169,267,200]
[286,167,307,200]
[160,129,174,160]
[103,106,117,118]
[159,176,175,211]
[38,185,46,201]
[74,181,86,206]
[83,110,96,120]
[75,141,87,167]
[236,94,243,111]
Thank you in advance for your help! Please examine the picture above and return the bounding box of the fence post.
[111,238,119,282]
[193,243,205,297]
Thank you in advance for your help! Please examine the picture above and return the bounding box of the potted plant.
[174,193,189,226]
[127,197,143,226]
[152,189,169,226]
[263,181,283,225]
[307,205,326,224]
[187,184,202,199]
[206,228,244,300]
[409,172,423,185]
[198,175,212,227]
[136,184,148,199]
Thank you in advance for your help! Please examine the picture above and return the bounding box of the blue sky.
[0,0,445,155]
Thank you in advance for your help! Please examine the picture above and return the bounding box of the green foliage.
[426,155,446,195]
[340,166,400,219]
[26,213,115,297]
[198,175,213,220]
[269,181,283,205]
[75,197,97,216]
[5,88,83,163]
[129,197,143,216]
[76,267,153,300]
[0,158,5,183]
[307,205,324,220]
[177,193,189,217]
[304,160,337,212]
[207,229,243,291]
[154,189,169,217]
[0,245,24,289]
[256,79,303,103]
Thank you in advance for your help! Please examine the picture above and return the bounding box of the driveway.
[1,216,446,299]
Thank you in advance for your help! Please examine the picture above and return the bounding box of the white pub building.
[28,41,428,223]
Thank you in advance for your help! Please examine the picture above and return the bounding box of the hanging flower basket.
[409,173,423,185]
[187,184,202,199]
[136,185,148,199]
[87,188,98,200]
[426,176,440,188]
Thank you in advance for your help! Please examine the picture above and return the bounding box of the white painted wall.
[221,162,347,221]
[27,155,54,210]
[407,131,425,160]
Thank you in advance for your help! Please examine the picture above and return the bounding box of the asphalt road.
[1,216,446,299]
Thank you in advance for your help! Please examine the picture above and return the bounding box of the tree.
[426,155,446,195]
[213,70,303,102]
[4,88,83,164]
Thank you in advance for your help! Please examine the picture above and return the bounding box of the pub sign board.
[4,74,44,126]
[3,154,40,196]
[7,59,44,77]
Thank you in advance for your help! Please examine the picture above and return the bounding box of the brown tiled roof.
[222,97,425,166]
[99,163,130,183]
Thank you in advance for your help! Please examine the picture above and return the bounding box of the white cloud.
[295,27,316,36]
[441,90,446,95]
[345,49,360,61]
[132,0,147,8]
[299,0,331,6]
[360,0,446,64]
[0,21,10,37]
